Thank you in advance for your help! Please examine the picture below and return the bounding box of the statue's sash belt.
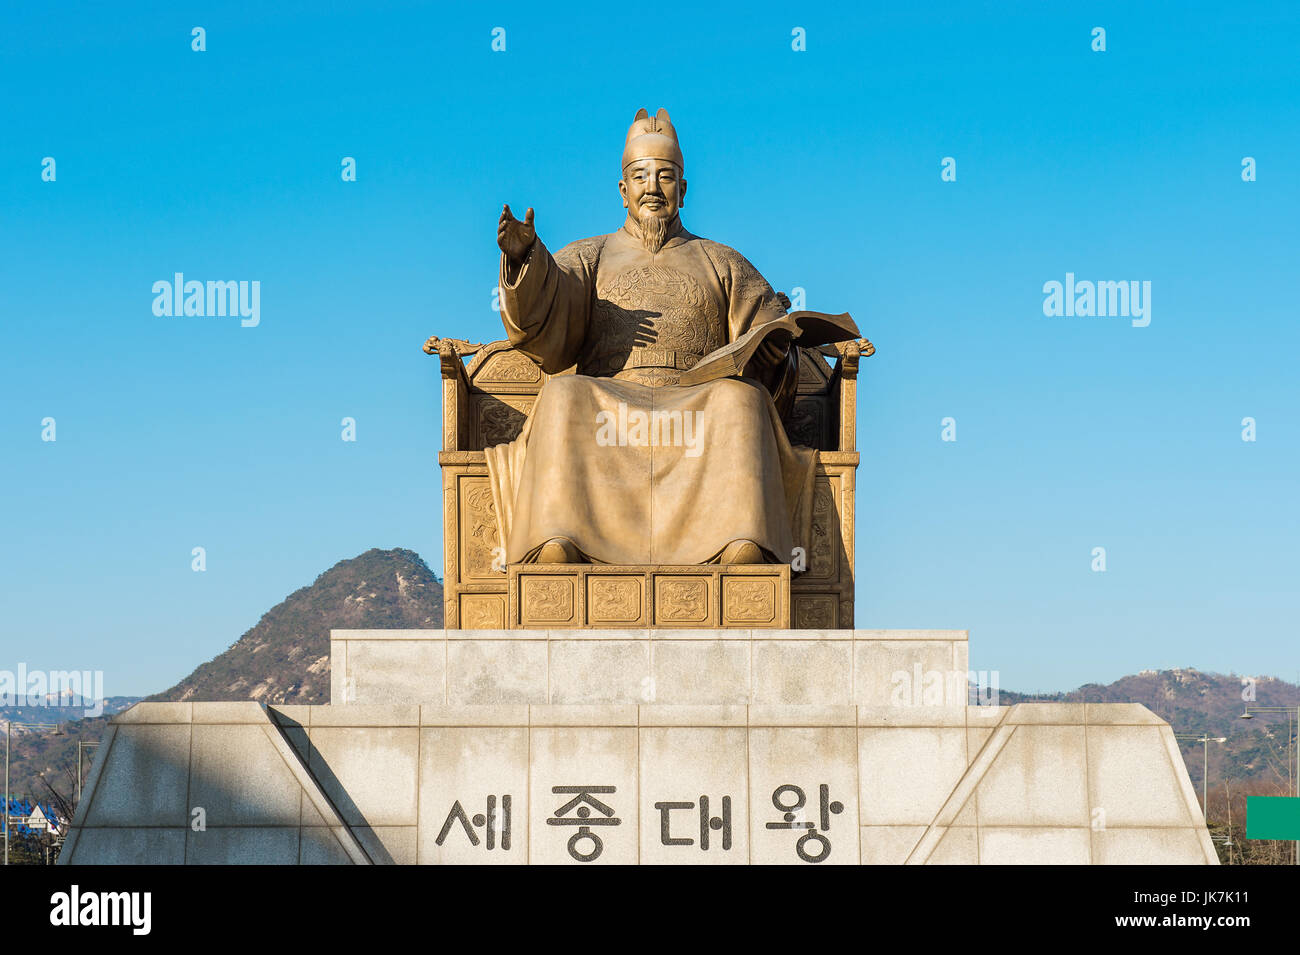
[620,347,702,371]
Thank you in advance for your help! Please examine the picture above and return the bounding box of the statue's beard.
[635,208,673,253]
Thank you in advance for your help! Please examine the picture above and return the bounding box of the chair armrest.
[423,335,482,384]
[423,335,483,451]
[818,337,874,452]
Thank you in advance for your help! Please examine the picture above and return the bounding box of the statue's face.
[620,158,686,219]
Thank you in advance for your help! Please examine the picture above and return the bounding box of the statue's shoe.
[536,537,584,563]
[718,539,765,564]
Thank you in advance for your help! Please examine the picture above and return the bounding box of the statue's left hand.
[752,337,791,373]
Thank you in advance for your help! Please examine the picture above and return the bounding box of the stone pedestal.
[60,629,1218,865]
[507,565,793,629]
[329,627,967,707]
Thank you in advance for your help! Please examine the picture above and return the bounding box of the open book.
[677,310,860,386]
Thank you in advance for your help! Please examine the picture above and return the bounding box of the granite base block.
[61,641,1217,865]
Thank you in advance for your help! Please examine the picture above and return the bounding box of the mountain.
[149,547,443,705]
[1002,667,1299,715]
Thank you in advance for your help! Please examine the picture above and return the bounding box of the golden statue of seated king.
[426,108,871,630]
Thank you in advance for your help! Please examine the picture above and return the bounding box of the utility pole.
[4,720,8,866]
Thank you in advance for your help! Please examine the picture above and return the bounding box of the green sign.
[1246,796,1300,840]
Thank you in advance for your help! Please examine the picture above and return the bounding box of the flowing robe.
[485,217,816,565]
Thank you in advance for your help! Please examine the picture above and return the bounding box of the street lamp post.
[1240,704,1300,865]
[1175,732,1227,819]
[76,740,100,805]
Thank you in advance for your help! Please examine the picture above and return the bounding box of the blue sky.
[1,1,1296,696]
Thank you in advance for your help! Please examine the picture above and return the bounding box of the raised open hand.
[497,203,536,265]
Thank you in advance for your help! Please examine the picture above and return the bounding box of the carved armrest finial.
[816,337,875,375]
[423,335,485,383]
[422,335,485,358]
